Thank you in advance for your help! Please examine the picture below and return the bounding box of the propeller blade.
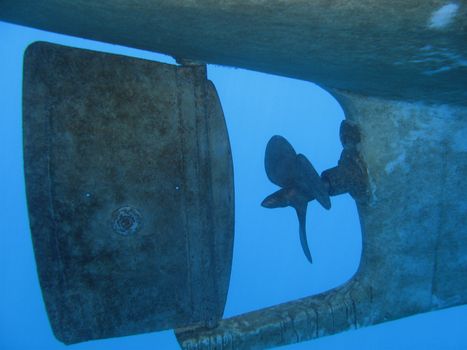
[295,154,331,210]
[264,135,297,188]
[295,203,312,263]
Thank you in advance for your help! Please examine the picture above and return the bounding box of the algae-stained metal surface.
[22,42,234,344]
[0,0,466,106]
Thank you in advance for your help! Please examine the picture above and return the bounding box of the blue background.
[1,21,466,349]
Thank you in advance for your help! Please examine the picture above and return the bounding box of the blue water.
[0,21,466,350]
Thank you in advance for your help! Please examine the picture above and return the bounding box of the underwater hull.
[0,0,465,106]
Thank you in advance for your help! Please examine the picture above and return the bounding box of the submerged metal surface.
[261,135,332,263]
[1,1,466,106]
[23,42,234,344]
